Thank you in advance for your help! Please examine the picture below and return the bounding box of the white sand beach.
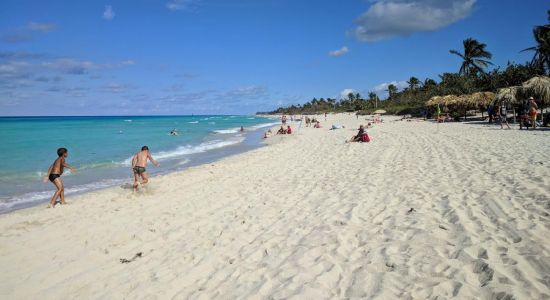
[0,114,549,299]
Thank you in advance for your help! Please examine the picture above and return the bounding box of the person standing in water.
[132,146,159,191]
[43,148,77,208]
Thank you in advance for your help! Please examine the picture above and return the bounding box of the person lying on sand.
[313,121,322,128]
[132,146,159,191]
[43,147,77,208]
[347,125,366,143]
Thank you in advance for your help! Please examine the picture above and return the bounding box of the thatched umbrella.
[462,92,495,118]
[495,87,521,105]
[442,95,459,107]
[469,92,495,109]
[426,96,442,106]
[521,76,550,105]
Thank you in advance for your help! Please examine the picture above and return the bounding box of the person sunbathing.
[277,126,286,134]
[313,121,322,128]
[347,125,365,143]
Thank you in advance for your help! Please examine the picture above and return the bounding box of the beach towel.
[361,134,370,143]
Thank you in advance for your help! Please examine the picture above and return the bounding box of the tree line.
[259,10,550,116]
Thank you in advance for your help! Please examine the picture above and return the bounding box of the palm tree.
[407,76,421,91]
[368,91,379,108]
[347,93,356,102]
[450,38,493,75]
[423,78,437,90]
[522,10,550,75]
[386,84,398,100]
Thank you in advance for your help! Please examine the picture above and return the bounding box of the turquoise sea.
[0,115,278,213]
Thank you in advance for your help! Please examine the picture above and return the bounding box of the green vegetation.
[259,10,550,116]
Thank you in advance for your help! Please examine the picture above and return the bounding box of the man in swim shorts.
[132,146,159,191]
[43,147,77,207]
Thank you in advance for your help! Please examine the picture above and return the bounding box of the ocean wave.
[248,122,280,130]
[0,178,126,212]
[120,137,245,165]
[188,121,199,124]
[177,159,190,166]
[214,128,240,134]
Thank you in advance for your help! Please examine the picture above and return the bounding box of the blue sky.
[0,0,547,115]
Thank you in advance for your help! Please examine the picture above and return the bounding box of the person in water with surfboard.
[131,146,159,191]
[43,147,77,207]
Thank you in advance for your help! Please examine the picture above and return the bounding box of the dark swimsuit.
[133,166,146,174]
[48,174,61,182]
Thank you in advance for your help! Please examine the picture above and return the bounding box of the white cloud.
[1,22,57,43]
[340,88,357,99]
[224,85,267,99]
[121,60,136,66]
[329,46,349,57]
[166,0,197,11]
[373,80,408,97]
[104,83,129,94]
[42,58,105,74]
[350,0,476,42]
[103,5,115,20]
[27,22,57,32]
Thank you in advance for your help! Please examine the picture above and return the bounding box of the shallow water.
[0,115,278,212]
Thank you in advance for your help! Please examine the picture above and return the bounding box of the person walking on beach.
[132,146,159,191]
[499,102,511,130]
[43,148,77,208]
[528,97,539,129]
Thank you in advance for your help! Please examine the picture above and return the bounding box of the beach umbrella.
[442,95,458,107]
[495,86,521,105]
[521,76,550,105]
[426,96,442,106]
[373,109,387,114]
[469,92,495,108]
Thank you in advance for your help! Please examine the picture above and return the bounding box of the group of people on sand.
[490,97,542,129]
[44,146,158,208]
[304,117,322,128]
[277,125,292,135]
[304,116,313,127]
[486,97,541,130]
[518,97,540,130]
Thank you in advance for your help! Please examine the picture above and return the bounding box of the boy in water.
[43,148,77,207]
[132,146,159,191]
